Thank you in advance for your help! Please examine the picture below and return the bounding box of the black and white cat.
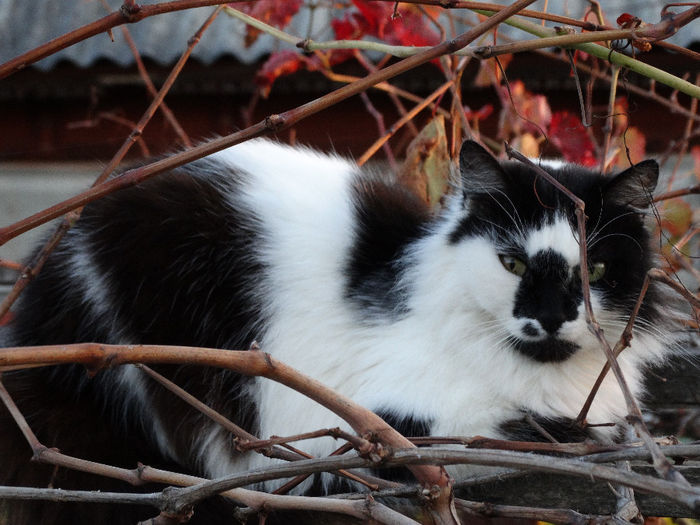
[0,139,675,523]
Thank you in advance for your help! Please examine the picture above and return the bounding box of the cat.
[0,138,676,524]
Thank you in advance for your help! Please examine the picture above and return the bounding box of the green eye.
[499,254,527,277]
[588,261,607,283]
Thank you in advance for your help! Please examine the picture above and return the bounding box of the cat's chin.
[508,336,580,363]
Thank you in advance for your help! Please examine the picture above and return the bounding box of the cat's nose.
[537,313,566,335]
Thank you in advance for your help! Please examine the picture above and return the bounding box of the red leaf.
[548,111,597,166]
[229,1,303,47]
[616,12,640,28]
[332,12,370,40]
[463,104,493,121]
[333,1,439,46]
[255,50,310,97]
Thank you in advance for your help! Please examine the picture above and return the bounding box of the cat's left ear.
[603,160,659,208]
[459,140,508,196]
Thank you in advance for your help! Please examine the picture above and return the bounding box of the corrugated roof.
[0,0,327,69]
[0,0,696,71]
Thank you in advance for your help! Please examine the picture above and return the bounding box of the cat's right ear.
[459,140,507,198]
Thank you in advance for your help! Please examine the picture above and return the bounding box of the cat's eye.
[498,254,527,276]
[588,261,607,283]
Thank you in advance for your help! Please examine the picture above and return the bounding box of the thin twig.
[136,364,298,462]
[600,65,621,173]
[117,20,192,147]
[455,498,608,525]
[357,80,453,166]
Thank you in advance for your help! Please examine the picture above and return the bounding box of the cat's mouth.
[507,336,579,363]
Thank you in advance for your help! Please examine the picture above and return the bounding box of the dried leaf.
[500,80,552,137]
[512,132,540,159]
[397,115,450,211]
[613,126,646,169]
[474,55,513,87]
[548,111,597,166]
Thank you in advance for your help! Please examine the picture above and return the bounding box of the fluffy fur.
[0,139,676,523]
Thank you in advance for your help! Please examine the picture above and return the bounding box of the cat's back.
[9,138,423,350]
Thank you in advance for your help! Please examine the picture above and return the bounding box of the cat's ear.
[459,140,507,196]
[603,160,659,208]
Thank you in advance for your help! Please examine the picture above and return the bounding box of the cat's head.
[450,140,660,363]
